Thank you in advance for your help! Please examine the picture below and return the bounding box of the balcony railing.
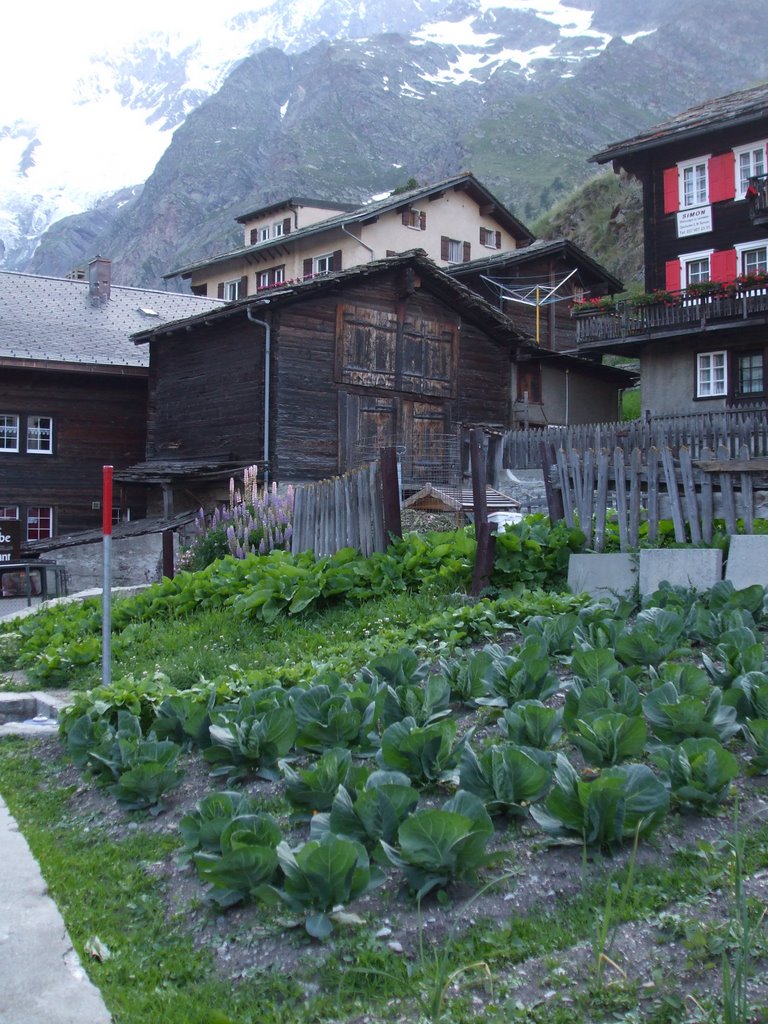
[747,173,768,226]
[574,285,768,345]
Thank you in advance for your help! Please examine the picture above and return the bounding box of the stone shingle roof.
[591,82,768,165]
[0,271,225,370]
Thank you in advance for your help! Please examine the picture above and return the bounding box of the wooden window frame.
[26,415,53,455]
[678,156,710,209]
[0,414,19,453]
[26,506,53,542]
[696,350,727,399]
[735,350,765,397]
[734,142,768,199]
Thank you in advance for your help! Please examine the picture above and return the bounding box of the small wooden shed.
[127,251,528,514]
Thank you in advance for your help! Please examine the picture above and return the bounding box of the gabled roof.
[447,238,624,293]
[0,271,225,372]
[165,172,536,280]
[591,82,768,166]
[139,249,526,348]
[235,197,357,224]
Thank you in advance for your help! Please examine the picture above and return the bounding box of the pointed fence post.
[379,446,402,540]
[470,428,496,595]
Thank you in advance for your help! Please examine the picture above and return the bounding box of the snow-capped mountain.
[3,0,767,284]
[0,0,670,270]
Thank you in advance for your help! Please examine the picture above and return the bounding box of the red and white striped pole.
[102,466,113,686]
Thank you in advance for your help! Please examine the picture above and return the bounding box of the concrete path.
[0,794,112,1023]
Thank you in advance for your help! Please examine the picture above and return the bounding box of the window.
[223,279,241,301]
[734,143,767,198]
[0,507,18,520]
[314,253,334,276]
[739,244,768,275]
[401,208,426,230]
[0,415,19,452]
[697,351,727,398]
[686,257,710,285]
[259,226,270,242]
[736,352,764,395]
[27,506,53,541]
[26,416,53,455]
[480,227,501,249]
[440,236,470,263]
[272,221,284,238]
[517,365,542,404]
[679,158,709,208]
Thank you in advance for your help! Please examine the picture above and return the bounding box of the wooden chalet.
[126,251,534,514]
[0,260,223,548]
[584,83,768,416]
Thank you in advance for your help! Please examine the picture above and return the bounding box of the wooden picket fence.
[499,405,768,471]
[290,462,386,557]
[547,443,768,552]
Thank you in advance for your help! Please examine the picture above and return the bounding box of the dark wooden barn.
[126,251,528,512]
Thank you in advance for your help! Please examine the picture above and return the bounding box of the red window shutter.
[283,217,291,235]
[402,211,410,226]
[419,211,426,230]
[462,241,471,262]
[663,167,679,214]
[239,275,248,297]
[495,230,501,249]
[665,259,681,292]
[250,228,258,245]
[710,248,737,284]
[709,153,735,203]
[440,236,449,260]
[303,258,313,279]
[332,250,342,271]
[217,282,225,299]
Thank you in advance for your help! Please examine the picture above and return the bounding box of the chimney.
[88,256,112,306]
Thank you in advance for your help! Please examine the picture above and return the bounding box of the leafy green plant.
[562,677,642,731]
[615,608,689,668]
[743,719,768,774]
[178,790,265,865]
[480,637,559,705]
[379,674,452,727]
[377,717,470,785]
[643,682,740,745]
[381,790,498,900]
[650,738,739,813]
[292,672,379,753]
[281,747,369,817]
[459,741,555,815]
[193,812,282,907]
[107,741,185,812]
[530,754,669,848]
[492,516,586,591]
[272,834,384,938]
[204,699,297,782]
[310,770,419,848]
[431,649,498,706]
[567,710,647,768]
[499,699,563,748]
[702,625,767,689]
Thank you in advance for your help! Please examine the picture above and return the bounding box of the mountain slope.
[14,0,768,286]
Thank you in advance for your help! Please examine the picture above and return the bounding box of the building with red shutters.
[576,83,768,416]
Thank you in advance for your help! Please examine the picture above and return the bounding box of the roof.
[525,348,639,386]
[165,172,536,280]
[447,238,624,293]
[139,249,528,348]
[591,81,768,166]
[235,197,357,224]
[0,271,225,372]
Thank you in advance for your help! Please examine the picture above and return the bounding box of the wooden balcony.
[575,286,768,347]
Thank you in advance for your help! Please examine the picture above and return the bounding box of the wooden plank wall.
[546,443,768,551]
[291,462,386,557]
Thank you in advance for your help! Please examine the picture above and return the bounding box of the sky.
[0,0,256,122]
